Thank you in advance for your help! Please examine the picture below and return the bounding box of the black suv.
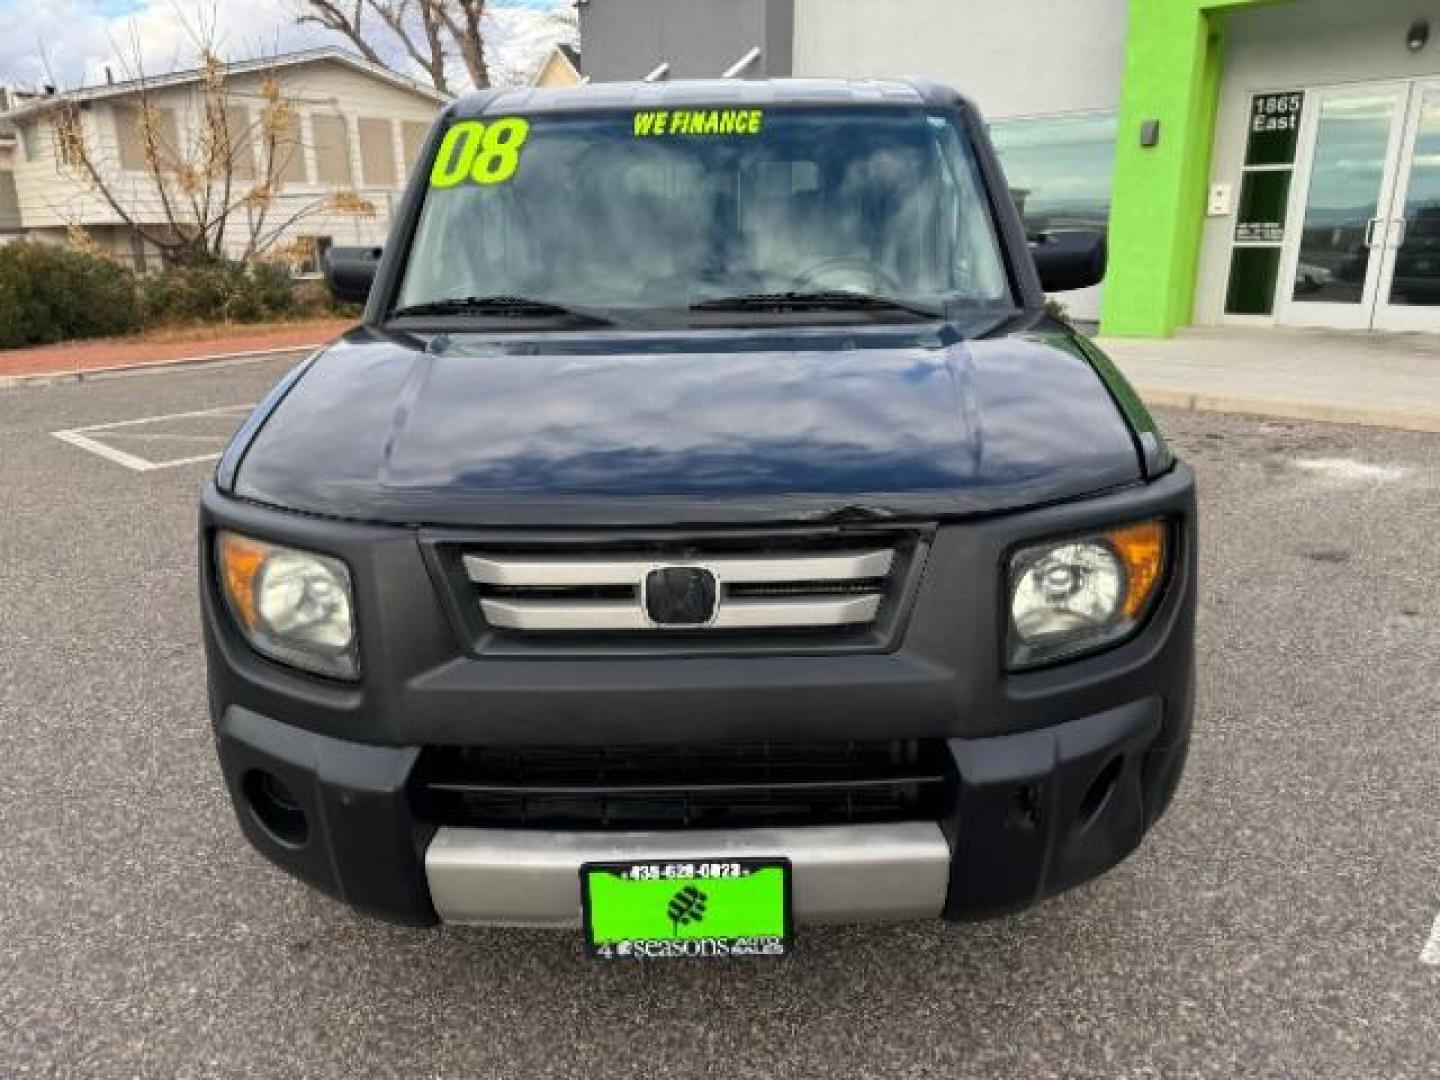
[202,79,1194,959]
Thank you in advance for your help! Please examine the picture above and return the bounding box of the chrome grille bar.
[481,595,883,631]
[481,600,647,631]
[714,596,882,629]
[464,550,894,587]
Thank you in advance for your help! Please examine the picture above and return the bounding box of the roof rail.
[721,47,763,79]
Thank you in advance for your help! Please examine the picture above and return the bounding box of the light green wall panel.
[1102,0,1290,336]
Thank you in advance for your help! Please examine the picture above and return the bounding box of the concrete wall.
[765,0,796,82]
[578,0,793,82]
[1194,0,1440,324]
[793,0,1126,120]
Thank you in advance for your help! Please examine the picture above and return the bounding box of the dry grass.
[131,316,351,345]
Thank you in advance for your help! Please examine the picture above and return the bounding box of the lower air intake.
[411,740,950,832]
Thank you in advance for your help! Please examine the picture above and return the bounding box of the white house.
[531,43,583,89]
[0,49,449,272]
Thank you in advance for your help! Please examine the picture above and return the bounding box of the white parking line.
[1291,457,1411,484]
[52,430,171,471]
[50,404,253,472]
[99,432,241,443]
[1423,912,1440,966]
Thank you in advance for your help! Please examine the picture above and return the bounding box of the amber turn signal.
[217,531,270,632]
[1105,520,1167,620]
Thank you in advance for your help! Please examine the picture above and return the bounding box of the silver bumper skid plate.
[425,822,951,927]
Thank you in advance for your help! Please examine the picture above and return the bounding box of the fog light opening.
[1077,755,1124,832]
[242,769,309,847]
[1006,783,1042,830]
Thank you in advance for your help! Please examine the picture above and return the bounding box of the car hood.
[228,325,1144,527]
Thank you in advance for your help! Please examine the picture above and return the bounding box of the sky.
[0,0,572,90]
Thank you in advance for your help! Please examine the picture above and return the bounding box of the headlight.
[215,532,358,680]
[1007,520,1167,669]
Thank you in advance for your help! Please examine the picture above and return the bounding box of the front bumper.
[215,692,1187,927]
[204,465,1196,927]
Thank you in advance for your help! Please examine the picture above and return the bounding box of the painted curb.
[0,343,324,390]
[1134,385,1440,435]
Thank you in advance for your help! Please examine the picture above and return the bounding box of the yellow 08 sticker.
[430,118,531,188]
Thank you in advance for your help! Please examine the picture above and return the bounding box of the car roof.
[451,77,973,119]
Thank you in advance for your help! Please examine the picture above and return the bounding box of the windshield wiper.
[390,295,619,326]
[689,290,946,319]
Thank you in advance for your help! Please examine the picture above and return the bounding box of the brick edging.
[0,343,325,389]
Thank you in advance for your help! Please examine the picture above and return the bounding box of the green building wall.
[1102,0,1286,337]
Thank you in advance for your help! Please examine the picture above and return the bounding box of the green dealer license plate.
[580,859,793,960]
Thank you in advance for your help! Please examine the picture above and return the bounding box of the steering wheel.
[791,257,902,294]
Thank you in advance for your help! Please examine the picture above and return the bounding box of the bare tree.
[439,1,489,91]
[53,42,374,267]
[295,2,388,67]
[297,0,489,92]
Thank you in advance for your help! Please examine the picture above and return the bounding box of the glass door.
[1276,84,1409,330]
[1374,82,1440,331]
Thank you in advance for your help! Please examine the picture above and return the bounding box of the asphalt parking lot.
[1,356,1437,1078]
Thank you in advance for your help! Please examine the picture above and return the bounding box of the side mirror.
[1029,230,1107,293]
[323,246,383,305]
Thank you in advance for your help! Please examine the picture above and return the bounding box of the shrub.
[139,259,323,327]
[293,277,362,319]
[249,261,300,318]
[140,260,246,325]
[0,242,140,348]
[0,242,350,351]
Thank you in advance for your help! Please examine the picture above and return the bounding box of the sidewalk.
[1098,326,1440,434]
[0,318,353,383]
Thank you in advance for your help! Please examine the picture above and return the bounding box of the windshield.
[395,107,1013,320]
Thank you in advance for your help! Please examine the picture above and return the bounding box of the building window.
[0,169,20,231]
[358,117,397,187]
[225,106,256,182]
[114,106,144,170]
[401,119,430,178]
[989,111,1118,235]
[274,234,333,278]
[1224,90,1305,315]
[55,115,88,168]
[267,110,308,188]
[112,104,183,172]
[311,114,353,186]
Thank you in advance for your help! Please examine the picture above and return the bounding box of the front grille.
[423,527,932,656]
[411,740,948,831]
[465,547,896,633]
